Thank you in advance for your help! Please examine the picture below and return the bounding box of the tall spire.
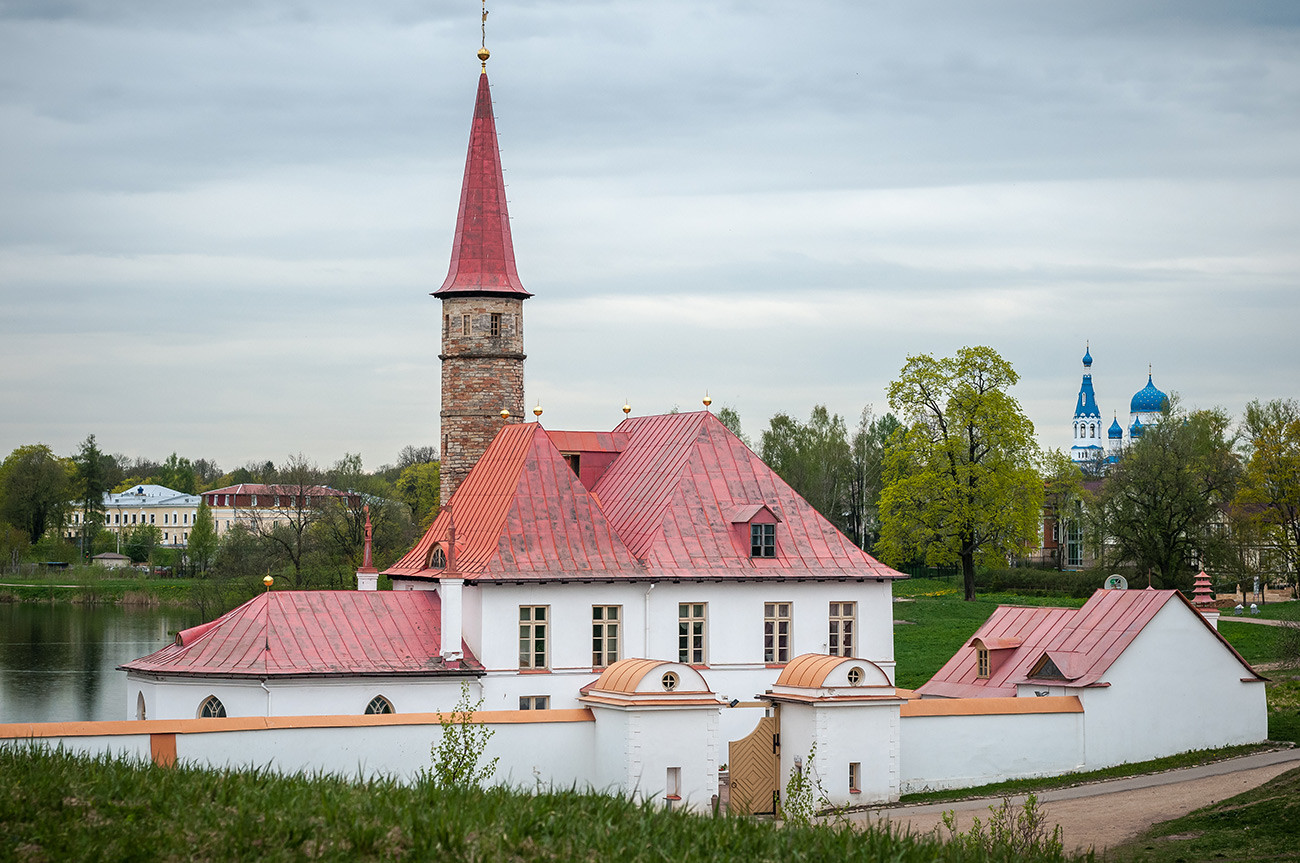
[434,33,531,298]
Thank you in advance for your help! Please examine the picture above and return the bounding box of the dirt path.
[852,749,1300,853]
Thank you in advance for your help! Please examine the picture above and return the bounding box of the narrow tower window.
[490,312,502,337]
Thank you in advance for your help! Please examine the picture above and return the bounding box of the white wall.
[1074,601,1268,768]
[131,675,478,721]
[778,701,901,805]
[899,709,1085,793]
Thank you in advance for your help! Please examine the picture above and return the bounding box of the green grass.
[1216,620,1285,665]
[1107,765,1300,862]
[896,743,1278,806]
[0,570,197,606]
[1,746,1088,862]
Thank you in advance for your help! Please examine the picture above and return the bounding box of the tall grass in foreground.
[1,746,1090,862]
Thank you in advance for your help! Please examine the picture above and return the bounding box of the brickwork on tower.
[439,295,525,500]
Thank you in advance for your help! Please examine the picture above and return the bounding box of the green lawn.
[0,747,1085,863]
[1107,764,1300,863]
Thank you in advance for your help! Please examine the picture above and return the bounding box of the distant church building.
[1069,345,1169,469]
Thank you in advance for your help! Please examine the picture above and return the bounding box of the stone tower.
[435,53,531,504]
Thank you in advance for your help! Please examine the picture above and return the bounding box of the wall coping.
[901,696,1082,718]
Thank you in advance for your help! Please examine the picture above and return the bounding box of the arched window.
[136,691,147,721]
[430,546,446,568]
[198,695,226,718]
[365,695,395,715]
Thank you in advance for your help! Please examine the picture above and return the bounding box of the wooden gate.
[726,709,780,815]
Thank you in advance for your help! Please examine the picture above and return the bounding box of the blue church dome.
[1130,374,1167,414]
[1082,345,1092,368]
[1108,417,1123,439]
[1130,416,1144,438]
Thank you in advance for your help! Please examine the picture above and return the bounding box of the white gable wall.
[1071,600,1267,768]
[778,701,901,805]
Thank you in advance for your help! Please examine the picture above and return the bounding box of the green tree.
[845,409,901,552]
[72,435,112,564]
[187,498,218,575]
[1093,403,1240,590]
[245,453,325,586]
[1235,398,1300,596]
[428,681,498,789]
[878,346,1043,600]
[396,461,441,528]
[1041,449,1087,570]
[156,452,198,494]
[0,444,71,544]
[124,523,162,564]
[761,406,852,534]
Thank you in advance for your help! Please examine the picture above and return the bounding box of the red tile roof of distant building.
[434,70,531,298]
[119,591,479,678]
[917,589,1262,698]
[386,411,905,582]
[204,484,356,499]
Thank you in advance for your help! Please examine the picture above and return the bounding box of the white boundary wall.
[899,699,1085,793]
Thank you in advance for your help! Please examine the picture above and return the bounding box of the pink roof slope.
[120,591,478,678]
[386,423,643,579]
[916,589,1263,698]
[387,411,904,581]
[434,71,530,298]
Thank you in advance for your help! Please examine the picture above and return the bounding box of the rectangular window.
[764,602,791,663]
[849,762,861,794]
[132,514,137,524]
[490,312,502,337]
[163,513,168,524]
[592,605,621,668]
[184,513,188,524]
[829,601,855,657]
[149,513,155,524]
[519,606,548,669]
[163,532,168,541]
[678,603,707,665]
[519,695,549,710]
[977,647,990,678]
[750,523,775,557]
[461,314,470,336]
[444,314,449,338]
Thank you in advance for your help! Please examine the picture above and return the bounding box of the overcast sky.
[3,1,1298,472]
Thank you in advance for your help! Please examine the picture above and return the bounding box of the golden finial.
[702,391,712,409]
[500,408,511,419]
[622,400,631,416]
[263,574,273,590]
[479,1,490,70]
[533,402,543,418]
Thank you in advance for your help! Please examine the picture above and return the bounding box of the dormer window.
[430,546,447,569]
[751,523,775,558]
[977,647,990,678]
[563,453,580,476]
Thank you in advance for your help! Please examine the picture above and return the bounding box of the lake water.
[0,603,201,724]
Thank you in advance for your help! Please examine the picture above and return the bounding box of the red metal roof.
[204,484,354,499]
[387,412,905,582]
[434,71,530,298]
[916,589,1263,698]
[119,591,478,678]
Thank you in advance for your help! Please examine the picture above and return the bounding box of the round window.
[847,667,864,686]
[662,671,679,691]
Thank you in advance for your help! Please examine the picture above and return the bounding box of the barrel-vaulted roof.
[917,589,1262,698]
[119,591,478,678]
[434,71,530,299]
[386,411,904,582]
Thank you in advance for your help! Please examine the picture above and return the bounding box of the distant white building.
[66,484,201,548]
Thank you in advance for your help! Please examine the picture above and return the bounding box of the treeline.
[0,439,442,586]
[728,347,1300,602]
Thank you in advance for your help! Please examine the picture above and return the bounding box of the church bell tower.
[435,44,531,504]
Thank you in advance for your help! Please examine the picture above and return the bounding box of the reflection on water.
[0,603,201,723]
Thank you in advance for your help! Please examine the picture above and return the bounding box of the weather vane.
[479,0,490,70]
